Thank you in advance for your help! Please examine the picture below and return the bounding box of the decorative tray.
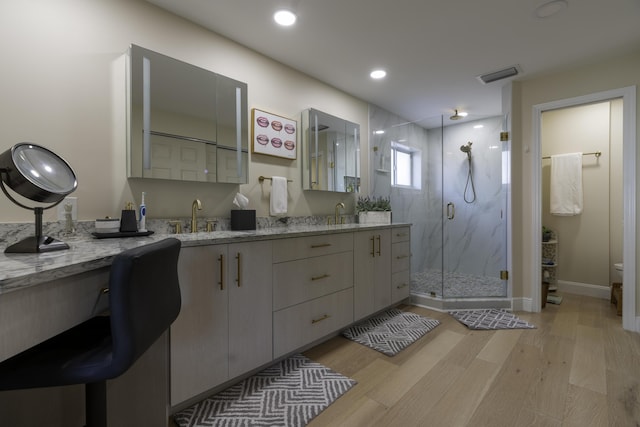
[91,231,154,239]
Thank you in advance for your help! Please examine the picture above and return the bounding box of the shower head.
[450,109,468,121]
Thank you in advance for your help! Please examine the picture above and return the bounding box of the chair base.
[86,381,107,427]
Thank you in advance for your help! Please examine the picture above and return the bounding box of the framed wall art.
[251,108,297,160]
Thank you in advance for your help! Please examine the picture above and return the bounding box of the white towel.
[270,176,288,216]
[550,152,583,216]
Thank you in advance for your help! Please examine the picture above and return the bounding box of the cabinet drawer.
[273,252,353,310]
[272,233,353,263]
[273,288,353,358]
[391,227,411,243]
[391,270,411,303]
[392,241,411,273]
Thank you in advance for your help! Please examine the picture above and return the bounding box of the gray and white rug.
[449,308,536,330]
[341,308,440,356]
[173,354,355,427]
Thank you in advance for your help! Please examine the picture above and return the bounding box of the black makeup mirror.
[0,143,78,253]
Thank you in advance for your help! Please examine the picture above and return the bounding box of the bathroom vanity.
[0,222,410,426]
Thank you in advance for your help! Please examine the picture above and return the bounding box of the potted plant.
[542,226,553,242]
[356,196,392,224]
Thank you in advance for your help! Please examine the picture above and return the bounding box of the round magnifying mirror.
[3,143,77,203]
[0,143,78,253]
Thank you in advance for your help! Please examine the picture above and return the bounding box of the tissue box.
[231,210,256,230]
[95,218,120,233]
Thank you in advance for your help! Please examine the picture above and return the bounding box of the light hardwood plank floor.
[304,293,640,427]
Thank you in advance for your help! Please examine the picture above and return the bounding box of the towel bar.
[542,151,601,160]
[259,176,293,183]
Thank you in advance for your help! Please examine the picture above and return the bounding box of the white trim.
[556,280,610,300]
[513,297,532,312]
[532,86,636,332]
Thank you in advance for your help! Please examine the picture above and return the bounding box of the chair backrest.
[107,238,181,377]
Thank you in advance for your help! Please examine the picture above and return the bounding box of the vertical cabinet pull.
[235,253,241,287]
[218,254,224,290]
[376,235,381,256]
[370,236,375,257]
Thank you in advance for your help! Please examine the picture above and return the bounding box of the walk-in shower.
[369,107,510,311]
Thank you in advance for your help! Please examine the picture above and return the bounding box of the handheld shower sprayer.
[460,141,472,159]
[460,142,476,203]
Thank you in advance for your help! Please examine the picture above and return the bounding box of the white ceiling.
[147,0,640,127]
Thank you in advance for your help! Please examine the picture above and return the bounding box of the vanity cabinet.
[353,229,391,321]
[170,240,272,406]
[391,227,411,303]
[272,234,354,358]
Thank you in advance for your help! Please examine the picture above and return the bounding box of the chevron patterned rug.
[173,354,356,427]
[341,308,440,356]
[449,308,536,330]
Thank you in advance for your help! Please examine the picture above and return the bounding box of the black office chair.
[0,237,182,427]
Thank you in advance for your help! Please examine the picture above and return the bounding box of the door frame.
[531,86,637,331]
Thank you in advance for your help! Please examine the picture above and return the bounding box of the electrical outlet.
[57,196,77,221]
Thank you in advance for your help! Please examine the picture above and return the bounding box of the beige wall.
[541,100,623,288]
[513,49,640,311]
[0,0,368,222]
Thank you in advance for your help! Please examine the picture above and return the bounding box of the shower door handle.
[447,202,455,220]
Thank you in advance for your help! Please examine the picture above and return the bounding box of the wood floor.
[303,293,640,427]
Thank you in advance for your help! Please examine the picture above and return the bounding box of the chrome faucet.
[191,199,202,233]
[335,202,345,225]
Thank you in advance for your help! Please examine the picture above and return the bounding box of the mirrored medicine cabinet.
[301,109,360,193]
[128,44,248,184]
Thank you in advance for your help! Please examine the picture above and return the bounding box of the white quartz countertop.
[0,223,410,295]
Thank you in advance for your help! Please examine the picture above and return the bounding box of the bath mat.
[341,308,440,356]
[173,354,356,427]
[449,308,536,330]
[547,294,563,304]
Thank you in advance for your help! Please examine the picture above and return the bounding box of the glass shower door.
[442,116,508,298]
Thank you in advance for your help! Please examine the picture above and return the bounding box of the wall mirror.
[301,108,360,192]
[128,44,247,184]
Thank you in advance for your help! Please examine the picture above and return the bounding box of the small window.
[391,142,421,189]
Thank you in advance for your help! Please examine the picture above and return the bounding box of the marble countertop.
[0,223,410,295]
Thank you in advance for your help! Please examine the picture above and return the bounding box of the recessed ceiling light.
[374,130,385,134]
[534,0,568,19]
[370,69,387,79]
[274,9,297,26]
[474,124,484,129]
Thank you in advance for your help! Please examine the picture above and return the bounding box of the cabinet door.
[354,229,392,320]
[372,229,392,312]
[171,245,229,406]
[354,231,376,321]
[227,240,273,378]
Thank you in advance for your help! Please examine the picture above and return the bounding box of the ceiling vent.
[477,65,521,84]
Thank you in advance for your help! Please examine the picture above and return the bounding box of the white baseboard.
[556,280,610,299]
[513,297,532,312]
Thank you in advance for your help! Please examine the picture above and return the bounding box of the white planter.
[358,211,392,224]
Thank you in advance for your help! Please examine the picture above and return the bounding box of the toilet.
[614,262,623,280]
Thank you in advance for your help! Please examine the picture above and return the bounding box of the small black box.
[120,210,138,232]
[231,210,256,230]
